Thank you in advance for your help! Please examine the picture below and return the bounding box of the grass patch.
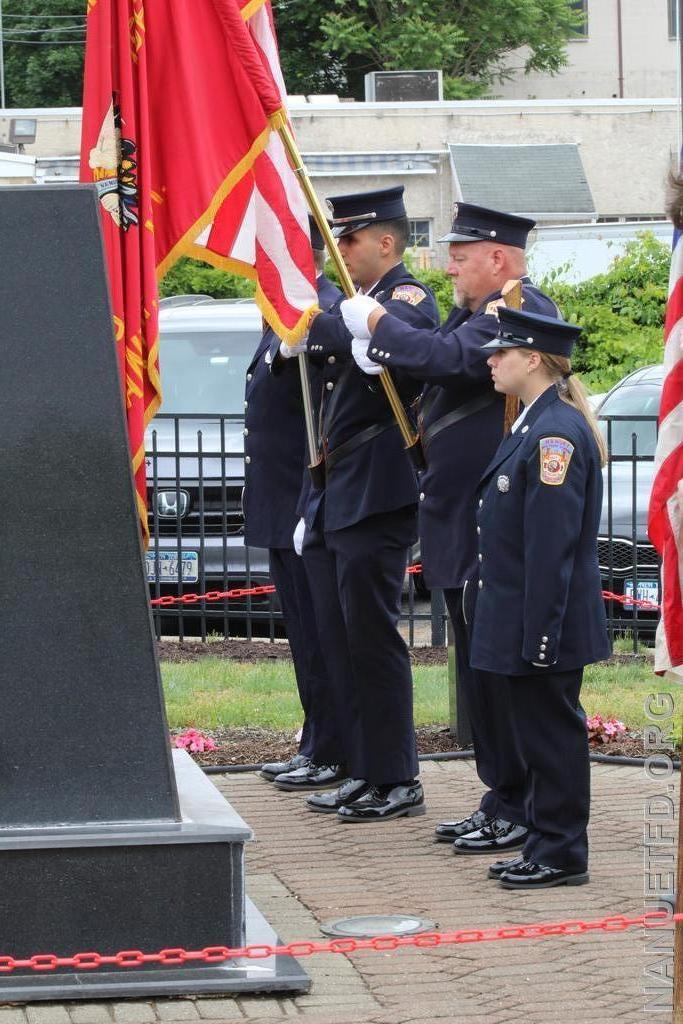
[161,657,682,738]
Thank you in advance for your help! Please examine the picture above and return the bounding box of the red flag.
[81,0,317,543]
[648,226,683,673]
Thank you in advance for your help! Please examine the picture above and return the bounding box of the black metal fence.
[146,412,660,650]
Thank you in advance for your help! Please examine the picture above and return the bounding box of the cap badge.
[497,475,511,493]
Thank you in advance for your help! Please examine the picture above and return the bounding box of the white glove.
[293,517,306,556]
[279,334,308,359]
[340,295,381,342]
[351,338,383,375]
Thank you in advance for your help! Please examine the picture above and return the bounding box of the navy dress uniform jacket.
[370,280,558,588]
[243,274,341,549]
[303,262,439,533]
[469,385,612,676]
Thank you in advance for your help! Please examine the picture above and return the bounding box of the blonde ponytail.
[539,353,608,467]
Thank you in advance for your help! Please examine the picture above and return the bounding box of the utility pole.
[0,0,6,111]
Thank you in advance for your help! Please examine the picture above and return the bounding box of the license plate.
[623,579,659,610]
[146,551,199,584]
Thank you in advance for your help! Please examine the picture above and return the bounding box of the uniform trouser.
[484,667,590,872]
[302,506,419,785]
[268,548,344,765]
[444,587,527,825]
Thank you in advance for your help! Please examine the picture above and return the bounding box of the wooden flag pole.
[501,278,523,433]
[277,120,426,471]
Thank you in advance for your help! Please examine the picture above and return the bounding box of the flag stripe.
[649,201,683,673]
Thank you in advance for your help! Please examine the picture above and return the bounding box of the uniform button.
[328,355,336,364]
[378,351,384,357]
[478,579,483,589]
[538,653,546,661]
[419,492,425,501]
[540,644,547,651]
[326,381,334,391]
[371,348,378,354]
[478,553,483,562]
[244,401,248,410]
[476,526,481,535]
[478,499,483,508]
[542,635,548,642]
[246,373,252,381]
[385,352,390,358]
[243,428,249,436]
[245,456,251,464]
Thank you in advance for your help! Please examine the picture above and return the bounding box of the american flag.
[187,0,318,343]
[648,187,683,673]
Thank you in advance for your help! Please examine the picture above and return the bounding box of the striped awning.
[302,151,442,177]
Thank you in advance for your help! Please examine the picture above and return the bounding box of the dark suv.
[145,296,274,637]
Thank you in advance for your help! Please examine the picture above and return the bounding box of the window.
[598,386,661,457]
[669,0,678,38]
[570,0,588,37]
[408,219,432,248]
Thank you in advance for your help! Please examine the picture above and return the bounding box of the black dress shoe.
[273,763,347,792]
[452,819,528,855]
[337,782,426,823]
[487,855,525,880]
[434,809,490,843]
[498,860,590,890]
[306,779,371,814]
[260,753,310,781]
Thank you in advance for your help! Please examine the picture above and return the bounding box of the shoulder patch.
[539,437,575,486]
[485,298,505,316]
[391,284,426,306]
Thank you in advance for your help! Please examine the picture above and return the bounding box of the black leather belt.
[421,393,496,449]
[325,420,395,471]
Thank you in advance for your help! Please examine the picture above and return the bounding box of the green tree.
[308,0,583,99]
[3,0,85,107]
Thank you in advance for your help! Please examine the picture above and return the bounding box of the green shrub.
[159,257,256,300]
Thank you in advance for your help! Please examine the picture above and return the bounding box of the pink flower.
[173,729,216,753]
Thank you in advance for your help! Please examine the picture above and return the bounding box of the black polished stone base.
[0,752,310,1001]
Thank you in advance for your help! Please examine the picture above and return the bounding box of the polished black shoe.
[306,778,371,814]
[487,855,525,880]
[260,753,310,781]
[273,763,347,792]
[434,809,490,843]
[498,860,590,890]
[337,782,426,823]
[452,819,528,855]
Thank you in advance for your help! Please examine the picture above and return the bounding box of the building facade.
[1,96,676,269]
[498,0,679,100]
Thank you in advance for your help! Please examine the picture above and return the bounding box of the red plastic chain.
[150,566,661,611]
[1,912,679,973]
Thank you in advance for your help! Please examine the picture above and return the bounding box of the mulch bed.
[171,725,676,768]
[177,725,465,767]
[157,638,654,669]
[157,638,450,666]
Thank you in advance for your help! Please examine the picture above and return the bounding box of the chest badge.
[497,474,511,493]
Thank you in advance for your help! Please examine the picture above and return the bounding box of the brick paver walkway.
[0,760,677,1023]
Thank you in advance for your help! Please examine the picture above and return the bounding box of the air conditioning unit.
[364,70,443,103]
